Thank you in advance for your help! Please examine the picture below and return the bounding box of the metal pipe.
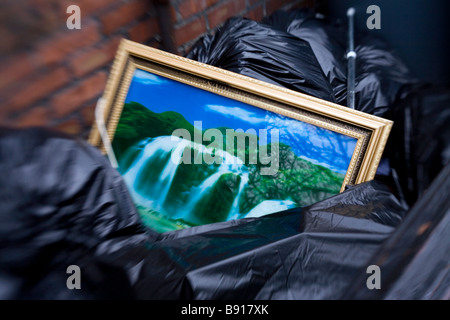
[347,7,356,109]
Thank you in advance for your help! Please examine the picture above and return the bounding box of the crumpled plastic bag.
[384,84,450,206]
[93,179,406,300]
[1,7,448,301]
[0,126,408,299]
[186,16,336,103]
[188,8,421,118]
[0,127,156,299]
[187,8,449,208]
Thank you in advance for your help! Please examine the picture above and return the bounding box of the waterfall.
[122,136,191,212]
[173,151,249,224]
[120,135,296,230]
[178,171,227,220]
[121,136,249,225]
[226,173,249,221]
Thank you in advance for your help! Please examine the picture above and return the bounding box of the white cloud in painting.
[204,104,266,124]
[133,69,167,85]
[265,116,356,174]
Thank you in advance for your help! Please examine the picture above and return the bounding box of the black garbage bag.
[343,162,450,300]
[261,9,449,208]
[187,7,446,209]
[385,84,450,206]
[94,179,406,300]
[1,8,446,301]
[0,127,155,299]
[0,126,409,300]
[186,17,336,103]
[260,9,349,107]
[188,8,420,118]
[262,8,422,117]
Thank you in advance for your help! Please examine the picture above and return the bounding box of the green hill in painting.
[112,101,199,158]
[112,101,345,215]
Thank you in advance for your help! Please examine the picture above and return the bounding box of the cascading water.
[226,173,248,221]
[121,136,190,212]
[120,136,250,226]
[120,135,296,230]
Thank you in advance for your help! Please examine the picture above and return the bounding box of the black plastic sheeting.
[1,126,446,300]
[186,15,337,103]
[123,181,406,300]
[343,163,450,300]
[0,126,407,299]
[1,8,449,300]
[0,127,153,299]
[385,84,450,206]
[187,9,421,118]
[187,8,450,209]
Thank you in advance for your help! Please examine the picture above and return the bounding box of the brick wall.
[0,0,312,139]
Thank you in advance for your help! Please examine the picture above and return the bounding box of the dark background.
[319,0,450,86]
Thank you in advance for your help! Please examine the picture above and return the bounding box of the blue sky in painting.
[124,69,357,174]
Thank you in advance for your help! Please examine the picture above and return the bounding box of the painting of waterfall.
[111,68,358,233]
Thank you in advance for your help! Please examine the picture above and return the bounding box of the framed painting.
[89,39,393,233]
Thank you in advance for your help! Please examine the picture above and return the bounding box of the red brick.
[245,5,263,22]
[100,0,152,35]
[0,24,16,56]
[177,0,208,20]
[128,17,160,44]
[69,37,121,78]
[174,17,207,47]
[51,72,107,118]
[54,118,84,136]
[1,1,62,56]
[0,53,35,92]
[58,0,120,17]
[170,5,178,22]
[14,106,51,128]
[207,0,246,30]
[206,0,221,7]
[80,103,96,128]
[33,21,101,68]
[2,67,71,116]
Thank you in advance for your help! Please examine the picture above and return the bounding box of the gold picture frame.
[89,39,392,232]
